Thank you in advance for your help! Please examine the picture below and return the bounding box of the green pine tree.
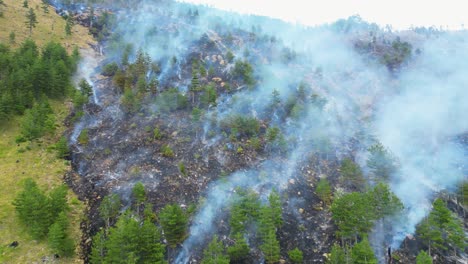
[201,235,230,264]
[99,194,121,230]
[48,212,75,257]
[25,8,38,36]
[159,204,188,247]
[260,229,280,264]
[316,178,332,206]
[227,233,249,261]
[351,237,377,264]
[326,243,347,264]
[416,250,432,264]
[12,178,51,239]
[288,247,304,263]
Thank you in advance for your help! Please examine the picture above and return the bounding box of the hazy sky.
[181,0,467,30]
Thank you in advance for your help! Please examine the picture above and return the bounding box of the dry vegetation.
[0,0,95,51]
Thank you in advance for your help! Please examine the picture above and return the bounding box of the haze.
[181,0,467,30]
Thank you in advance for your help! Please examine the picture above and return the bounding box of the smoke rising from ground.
[60,0,468,262]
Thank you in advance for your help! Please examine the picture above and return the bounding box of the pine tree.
[326,243,347,264]
[288,247,303,263]
[190,66,200,104]
[260,229,280,264]
[138,219,165,263]
[351,237,377,264]
[48,212,75,257]
[13,178,51,239]
[416,250,432,264]
[268,189,283,227]
[159,204,188,247]
[90,230,107,264]
[55,136,70,159]
[25,8,38,36]
[132,182,146,215]
[99,194,121,230]
[416,198,466,254]
[368,182,403,220]
[201,235,230,264]
[316,178,332,206]
[366,142,397,181]
[331,192,374,242]
[227,233,249,261]
[48,185,69,221]
[65,17,73,35]
[105,212,140,264]
[340,158,366,191]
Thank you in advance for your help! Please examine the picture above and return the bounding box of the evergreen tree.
[159,204,188,247]
[99,194,121,230]
[416,250,432,264]
[65,17,73,35]
[201,235,230,264]
[366,142,397,181]
[340,158,366,191]
[48,212,75,257]
[331,192,373,241]
[268,189,283,227]
[351,237,377,264]
[90,229,107,264]
[416,198,466,254]
[138,219,165,263]
[288,247,303,263]
[316,178,332,206]
[260,229,280,264]
[19,100,55,141]
[13,178,51,239]
[55,136,70,159]
[25,8,38,36]
[48,184,69,221]
[326,243,347,264]
[229,189,260,234]
[227,233,249,261]
[368,182,403,220]
[104,212,141,264]
[78,79,93,98]
[132,182,146,215]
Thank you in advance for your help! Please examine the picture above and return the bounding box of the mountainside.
[3,0,467,263]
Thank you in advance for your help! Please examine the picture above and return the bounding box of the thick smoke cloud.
[373,35,468,247]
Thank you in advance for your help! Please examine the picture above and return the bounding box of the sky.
[181,0,467,30]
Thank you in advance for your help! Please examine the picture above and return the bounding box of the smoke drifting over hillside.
[61,0,467,262]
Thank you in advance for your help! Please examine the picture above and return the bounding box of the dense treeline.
[0,39,79,121]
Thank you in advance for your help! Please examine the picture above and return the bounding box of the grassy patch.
[0,0,95,52]
[0,101,84,263]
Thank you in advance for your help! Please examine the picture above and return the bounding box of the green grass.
[0,101,84,263]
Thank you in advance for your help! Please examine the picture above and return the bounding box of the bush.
[55,136,70,159]
[155,88,188,113]
[220,115,260,139]
[161,145,174,157]
[153,127,163,140]
[101,62,119,76]
[288,248,303,263]
[78,129,89,145]
[178,161,187,176]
